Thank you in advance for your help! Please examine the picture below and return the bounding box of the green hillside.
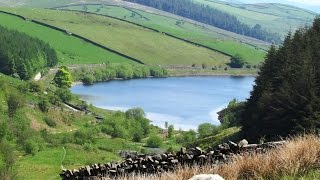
[0,12,132,65]
[194,0,317,37]
[57,4,268,64]
[0,7,231,66]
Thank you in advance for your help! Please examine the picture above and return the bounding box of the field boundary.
[0,10,145,65]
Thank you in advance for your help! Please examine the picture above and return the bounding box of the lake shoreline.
[72,72,257,86]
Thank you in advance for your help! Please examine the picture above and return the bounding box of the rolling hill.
[0,7,231,66]
[194,0,317,37]
[0,11,133,65]
[55,3,268,64]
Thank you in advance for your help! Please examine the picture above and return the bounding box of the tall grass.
[120,134,320,180]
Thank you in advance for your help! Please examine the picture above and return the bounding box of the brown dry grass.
[120,134,320,180]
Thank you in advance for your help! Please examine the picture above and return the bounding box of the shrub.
[82,74,96,85]
[7,91,24,117]
[168,125,174,138]
[24,139,39,155]
[125,108,145,119]
[132,132,143,142]
[230,54,246,68]
[54,88,72,102]
[38,98,50,112]
[147,135,163,148]
[29,81,44,93]
[197,123,218,138]
[54,66,72,88]
[43,117,56,127]
[202,63,207,69]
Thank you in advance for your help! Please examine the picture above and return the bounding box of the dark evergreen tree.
[0,26,58,80]
[242,17,320,141]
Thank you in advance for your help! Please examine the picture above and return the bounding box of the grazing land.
[0,7,231,66]
[194,0,317,37]
[0,12,133,65]
[57,4,268,64]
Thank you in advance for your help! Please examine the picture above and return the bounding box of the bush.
[197,123,218,138]
[38,98,50,112]
[7,91,24,117]
[125,108,145,119]
[82,74,96,85]
[43,117,56,127]
[54,66,72,88]
[202,63,207,69]
[48,93,61,106]
[147,135,163,148]
[168,125,174,138]
[132,132,143,142]
[230,54,246,68]
[24,139,39,155]
[54,88,72,102]
[29,81,44,93]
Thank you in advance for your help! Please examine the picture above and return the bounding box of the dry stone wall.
[60,140,286,179]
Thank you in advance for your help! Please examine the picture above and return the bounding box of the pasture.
[59,4,268,64]
[0,7,231,66]
[0,12,133,65]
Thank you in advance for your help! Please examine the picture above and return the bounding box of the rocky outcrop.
[60,140,286,179]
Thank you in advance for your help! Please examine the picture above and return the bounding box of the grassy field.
[58,4,268,65]
[194,0,316,37]
[0,7,231,66]
[0,12,133,65]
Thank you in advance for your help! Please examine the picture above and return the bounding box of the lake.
[71,76,255,130]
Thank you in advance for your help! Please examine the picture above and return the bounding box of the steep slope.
[56,4,268,64]
[194,0,317,37]
[0,7,231,66]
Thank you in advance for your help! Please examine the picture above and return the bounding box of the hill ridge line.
[0,10,145,65]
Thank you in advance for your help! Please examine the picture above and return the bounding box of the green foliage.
[24,139,40,155]
[74,64,168,84]
[218,99,245,127]
[82,74,96,85]
[230,54,246,68]
[147,135,163,148]
[132,132,143,142]
[43,117,56,127]
[167,124,174,138]
[7,91,24,117]
[176,130,197,145]
[125,107,145,119]
[54,66,72,88]
[38,98,50,112]
[54,88,72,102]
[0,25,57,80]
[28,81,44,93]
[101,109,151,139]
[0,139,15,179]
[197,123,218,138]
[242,17,320,141]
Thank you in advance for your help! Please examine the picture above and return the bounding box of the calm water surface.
[71,76,255,130]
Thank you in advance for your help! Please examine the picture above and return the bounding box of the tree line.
[218,17,320,142]
[0,26,58,80]
[125,0,281,43]
[72,63,168,85]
